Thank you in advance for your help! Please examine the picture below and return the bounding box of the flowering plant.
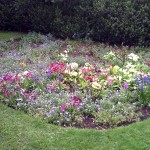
[136,76,150,106]
[1,47,149,127]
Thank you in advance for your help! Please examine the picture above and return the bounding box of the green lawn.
[0,103,150,150]
[0,31,23,41]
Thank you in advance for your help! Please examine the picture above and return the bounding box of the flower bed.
[0,39,150,128]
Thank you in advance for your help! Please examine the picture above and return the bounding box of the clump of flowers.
[0,47,149,128]
[48,62,66,73]
[135,75,150,106]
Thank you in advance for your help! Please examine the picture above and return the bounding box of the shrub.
[1,0,149,46]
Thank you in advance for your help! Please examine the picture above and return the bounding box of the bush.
[90,0,150,46]
[0,0,149,46]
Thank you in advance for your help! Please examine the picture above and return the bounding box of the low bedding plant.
[0,39,150,128]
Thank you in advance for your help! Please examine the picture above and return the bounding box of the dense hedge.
[0,0,150,46]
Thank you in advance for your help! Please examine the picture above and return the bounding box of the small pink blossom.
[1,86,12,97]
[108,80,113,86]
[70,96,82,106]
[61,104,67,111]
[15,82,20,88]
[107,76,113,86]
[47,84,54,89]
[20,88,26,96]
[26,72,32,78]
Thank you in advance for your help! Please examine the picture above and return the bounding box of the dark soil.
[140,107,150,120]
[82,107,150,130]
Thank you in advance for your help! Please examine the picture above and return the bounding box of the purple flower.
[141,76,150,85]
[58,74,63,81]
[135,76,139,85]
[124,82,129,90]
[140,84,144,90]
[33,76,38,83]
[46,70,52,76]
[147,76,150,85]
[142,76,147,83]
[145,76,150,85]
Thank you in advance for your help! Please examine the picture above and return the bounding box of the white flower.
[128,53,139,61]
[70,71,78,76]
[69,62,78,69]
[22,71,29,76]
[64,69,70,74]
[109,51,115,56]
[126,62,135,68]
[104,51,115,59]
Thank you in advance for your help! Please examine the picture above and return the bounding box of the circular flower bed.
[0,48,150,129]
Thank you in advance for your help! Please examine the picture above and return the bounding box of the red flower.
[48,62,66,73]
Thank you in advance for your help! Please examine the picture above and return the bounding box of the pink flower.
[15,75,21,80]
[108,80,113,86]
[81,67,92,73]
[23,71,32,78]
[1,86,12,97]
[70,96,82,106]
[48,62,66,73]
[61,104,67,111]
[83,75,93,82]
[93,75,98,81]
[26,72,32,78]
[20,88,26,96]
[107,76,113,86]
[47,84,55,90]
[15,82,20,88]
[2,75,15,83]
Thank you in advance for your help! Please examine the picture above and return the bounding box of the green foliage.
[0,0,149,46]
[91,0,150,47]
[94,90,141,126]
[136,76,150,107]
[21,32,53,44]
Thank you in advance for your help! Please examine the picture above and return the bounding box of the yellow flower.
[112,65,119,74]
[92,82,101,89]
[20,62,26,67]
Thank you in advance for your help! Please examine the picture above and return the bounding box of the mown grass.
[0,31,23,41]
[1,103,150,150]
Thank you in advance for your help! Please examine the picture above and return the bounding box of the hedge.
[0,0,150,46]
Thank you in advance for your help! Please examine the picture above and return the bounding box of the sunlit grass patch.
[0,31,24,41]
